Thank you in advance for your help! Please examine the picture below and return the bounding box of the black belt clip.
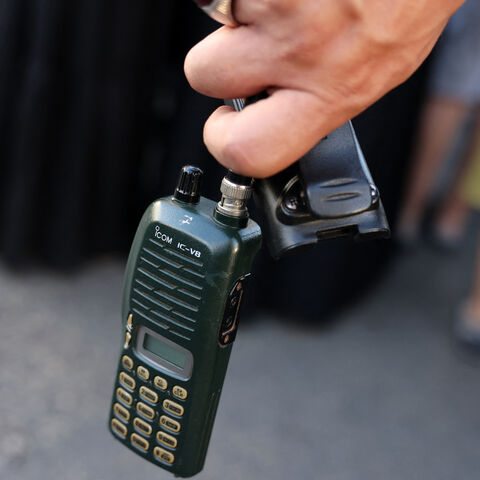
[253,121,391,258]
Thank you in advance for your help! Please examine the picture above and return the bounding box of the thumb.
[203,89,349,178]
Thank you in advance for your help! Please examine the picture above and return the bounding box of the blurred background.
[0,1,479,479]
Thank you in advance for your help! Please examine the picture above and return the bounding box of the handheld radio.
[109,166,261,477]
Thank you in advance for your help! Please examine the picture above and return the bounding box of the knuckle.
[221,134,267,176]
[252,0,288,16]
[222,136,256,174]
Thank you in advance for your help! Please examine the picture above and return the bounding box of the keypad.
[139,386,159,405]
[154,446,175,465]
[157,431,178,449]
[119,372,136,390]
[114,403,131,423]
[134,417,153,437]
[131,433,149,452]
[137,366,150,381]
[136,402,155,421]
[111,418,128,438]
[111,356,190,467]
[154,376,168,391]
[122,355,134,370]
[172,386,188,400]
[116,387,133,406]
[163,400,184,417]
[160,415,181,433]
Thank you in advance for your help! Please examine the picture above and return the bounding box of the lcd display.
[143,334,187,370]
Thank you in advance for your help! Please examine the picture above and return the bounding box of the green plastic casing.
[108,194,262,477]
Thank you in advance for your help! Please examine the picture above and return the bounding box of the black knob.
[174,166,204,204]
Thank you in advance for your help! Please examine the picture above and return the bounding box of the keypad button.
[121,355,134,370]
[172,386,188,401]
[154,376,168,391]
[139,386,159,405]
[154,446,175,465]
[116,387,133,407]
[137,366,150,381]
[156,431,178,449]
[124,332,132,348]
[160,415,181,433]
[113,403,131,423]
[111,418,128,438]
[136,402,155,421]
[133,417,153,437]
[131,433,150,452]
[163,400,184,417]
[119,372,136,391]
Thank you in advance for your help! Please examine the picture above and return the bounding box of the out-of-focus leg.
[431,115,480,245]
[397,97,469,240]
[455,230,480,348]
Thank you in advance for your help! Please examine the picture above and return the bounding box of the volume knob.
[174,166,204,204]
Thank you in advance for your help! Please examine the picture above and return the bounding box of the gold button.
[154,376,168,391]
[111,418,128,438]
[163,399,184,417]
[136,402,155,421]
[113,403,130,423]
[119,372,136,390]
[116,387,133,406]
[159,415,181,433]
[134,417,153,437]
[154,446,175,464]
[122,355,134,370]
[172,386,188,400]
[140,386,159,405]
[156,431,178,449]
[124,332,132,348]
[137,366,150,381]
[127,313,133,327]
[131,433,149,452]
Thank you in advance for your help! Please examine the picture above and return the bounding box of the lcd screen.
[143,334,187,370]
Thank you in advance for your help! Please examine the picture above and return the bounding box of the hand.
[185,0,464,178]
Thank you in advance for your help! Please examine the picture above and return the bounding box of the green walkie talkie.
[108,166,262,477]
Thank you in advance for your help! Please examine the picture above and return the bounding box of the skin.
[185,0,465,178]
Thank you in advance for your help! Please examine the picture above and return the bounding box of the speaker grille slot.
[130,239,205,342]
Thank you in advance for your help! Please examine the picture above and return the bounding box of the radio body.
[109,168,261,477]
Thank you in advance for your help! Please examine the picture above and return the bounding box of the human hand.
[185,0,464,178]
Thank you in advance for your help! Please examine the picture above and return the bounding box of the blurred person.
[397,0,480,246]
[455,143,480,349]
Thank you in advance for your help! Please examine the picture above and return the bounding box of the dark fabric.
[0,0,427,320]
[0,0,219,267]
